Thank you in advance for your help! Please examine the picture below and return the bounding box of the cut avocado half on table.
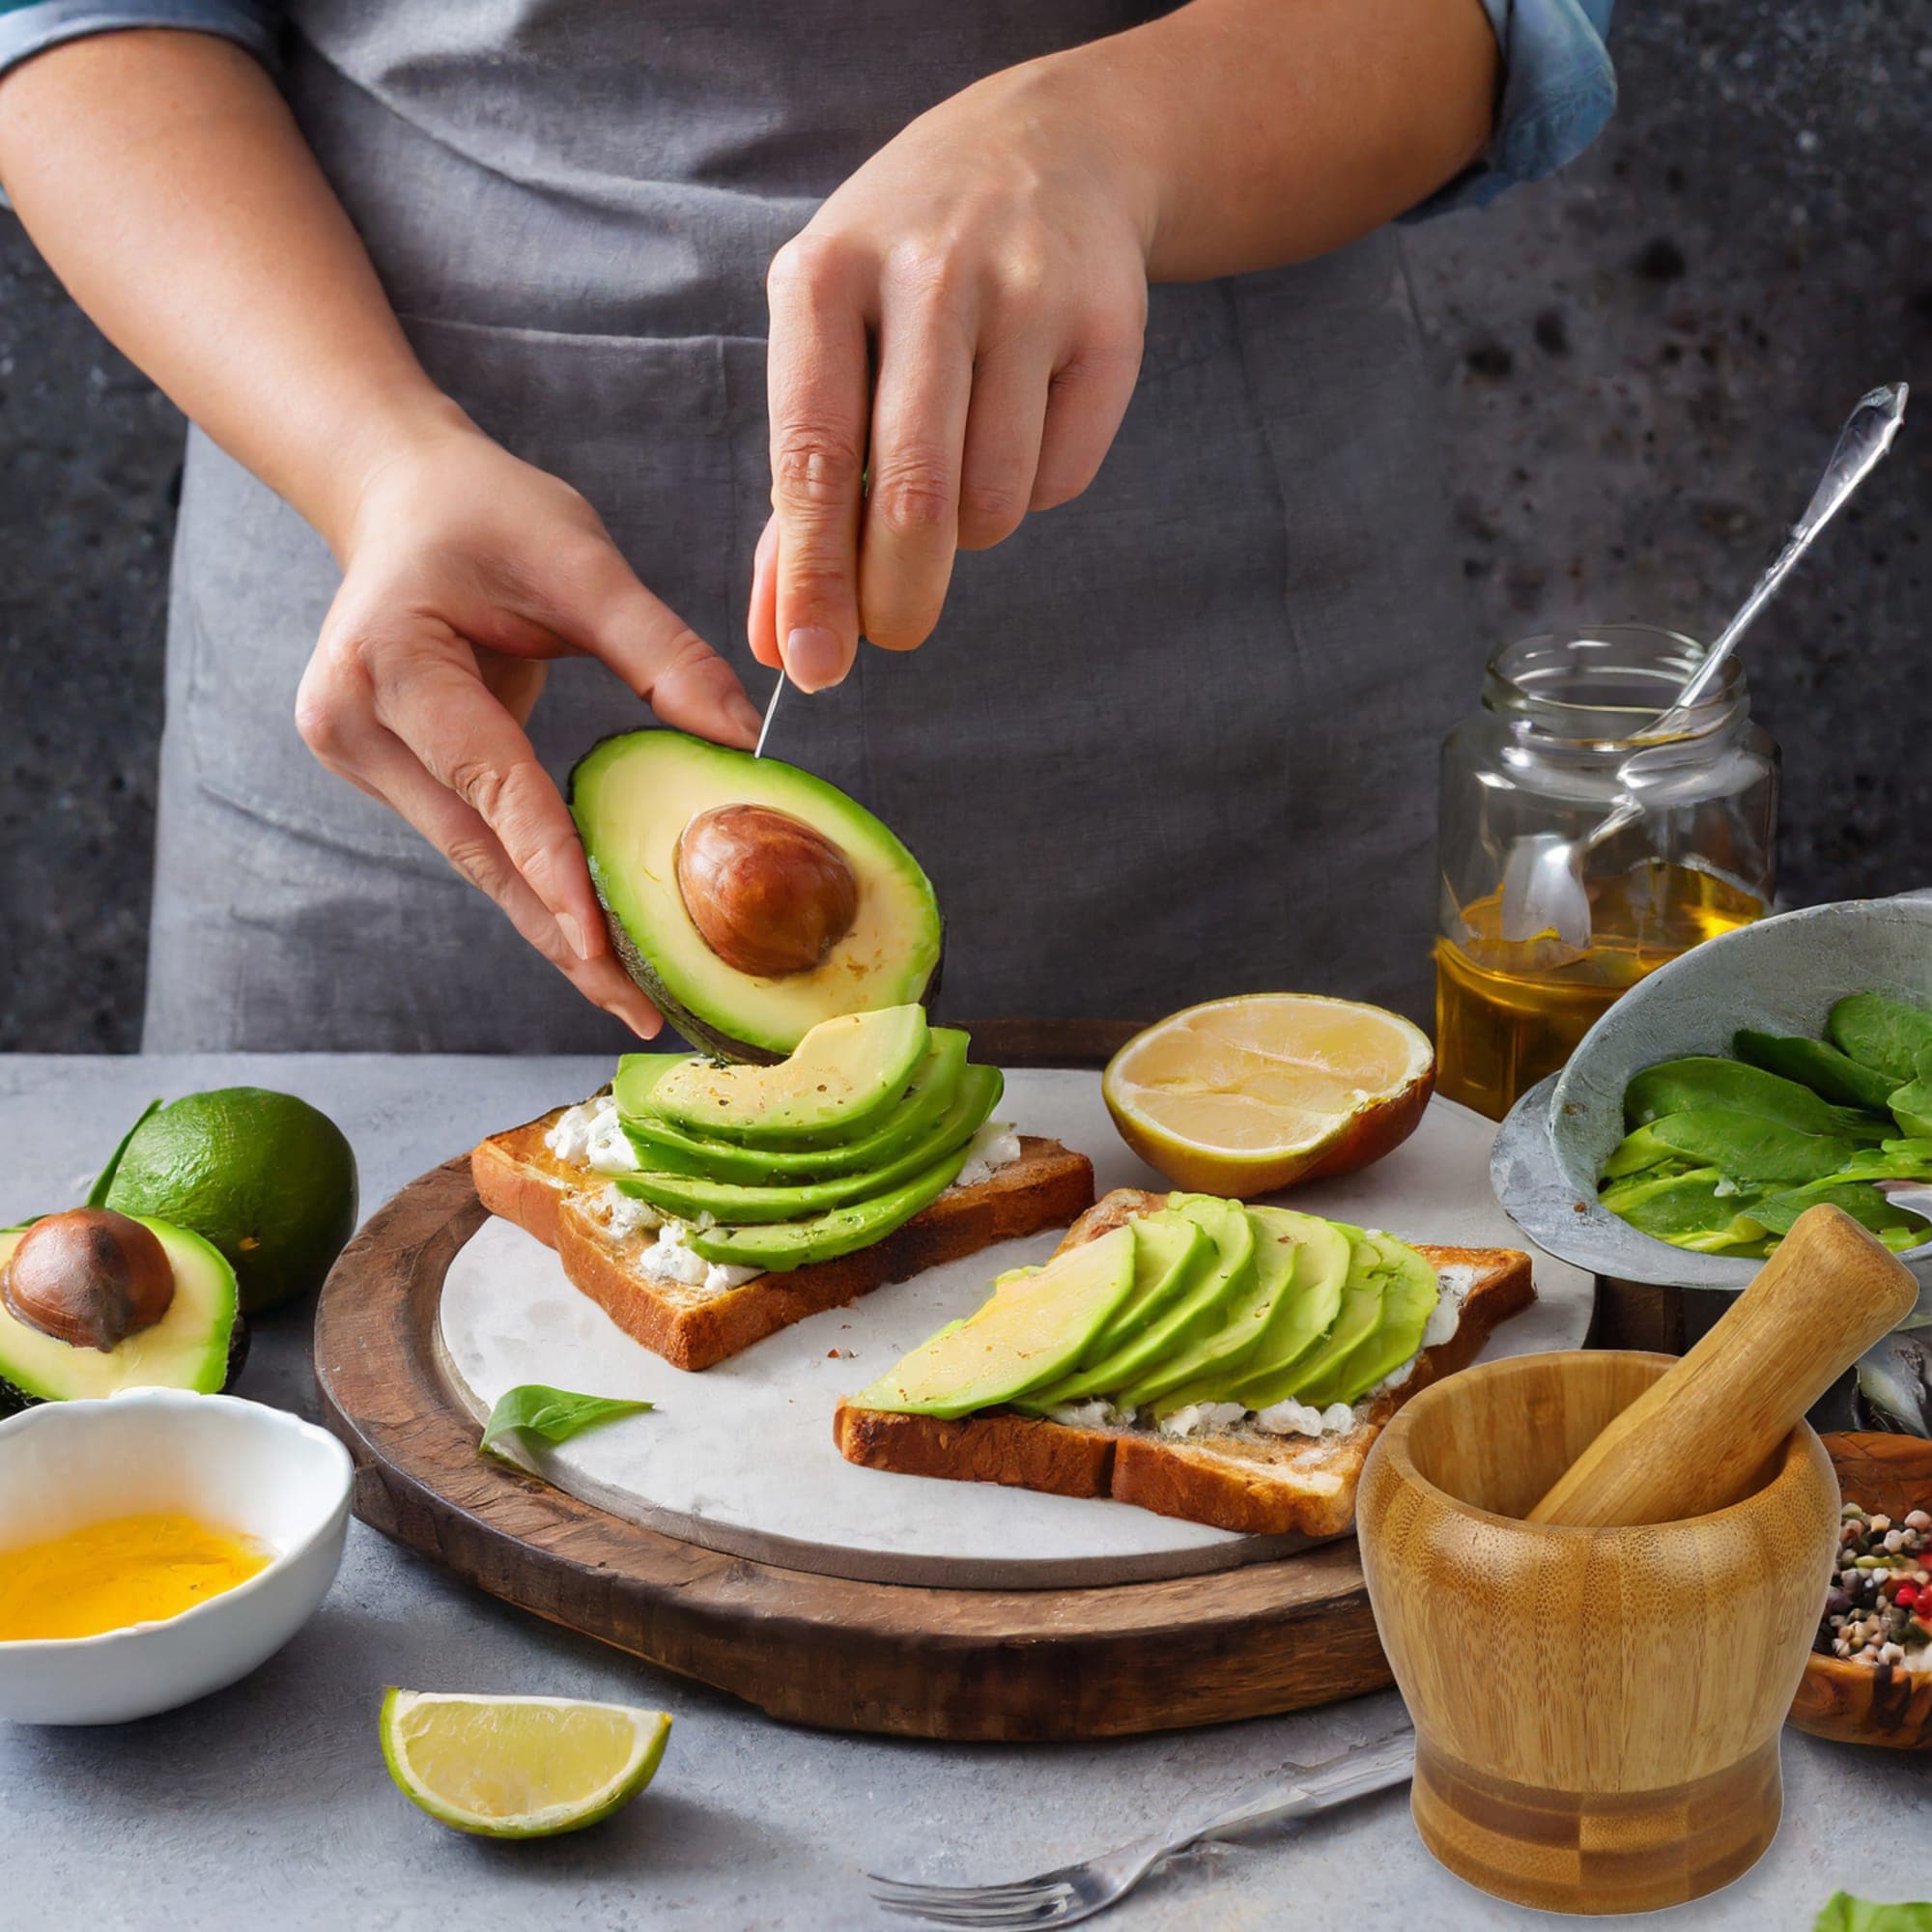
[639,1006,931,1145]
[852,1226,1138,1420]
[570,729,943,1062]
[0,1210,240,1406]
[616,1065,1002,1224]
[613,1030,970,1180]
[1152,1208,1350,1415]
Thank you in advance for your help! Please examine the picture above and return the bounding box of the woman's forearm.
[1046,0,1501,281]
[0,29,460,554]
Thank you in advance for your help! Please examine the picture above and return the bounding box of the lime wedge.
[380,1690,670,1837]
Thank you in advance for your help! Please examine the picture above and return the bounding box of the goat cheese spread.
[1047,1398,1126,1429]
[545,1094,639,1174]
[598,1183,661,1240]
[951,1122,1023,1190]
[637,1217,762,1297]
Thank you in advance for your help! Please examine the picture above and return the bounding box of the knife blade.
[753,672,786,760]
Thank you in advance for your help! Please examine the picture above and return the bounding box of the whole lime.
[102,1088,358,1314]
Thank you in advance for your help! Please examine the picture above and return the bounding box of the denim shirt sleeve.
[1408,0,1617,218]
[0,0,277,82]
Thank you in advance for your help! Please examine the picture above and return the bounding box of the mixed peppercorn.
[1817,1502,1932,1674]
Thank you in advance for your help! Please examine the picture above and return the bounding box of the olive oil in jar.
[1435,859,1764,1120]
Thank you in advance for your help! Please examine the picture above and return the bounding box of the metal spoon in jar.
[1498,382,1909,949]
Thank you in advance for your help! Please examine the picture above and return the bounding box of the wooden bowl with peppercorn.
[1789,1433,1932,1751]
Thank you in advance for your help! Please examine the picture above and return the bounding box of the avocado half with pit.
[569,729,942,1062]
[0,1208,242,1409]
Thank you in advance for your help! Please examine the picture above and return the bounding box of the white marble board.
[438,1073,1594,1590]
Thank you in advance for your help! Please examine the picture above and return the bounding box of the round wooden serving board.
[319,1154,1410,1740]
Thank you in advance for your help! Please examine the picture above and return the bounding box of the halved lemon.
[380,1690,671,1837]
[1102,994,1435,1197]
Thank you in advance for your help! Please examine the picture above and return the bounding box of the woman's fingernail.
[727,692,763,744]
[783,626,845,693]
[556,910,592,961]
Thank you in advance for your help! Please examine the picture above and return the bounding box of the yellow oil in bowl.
[0,1511,272,1641]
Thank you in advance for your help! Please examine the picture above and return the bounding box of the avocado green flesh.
[684,1139,978,1271]
[1020,1196,1257,1410]
[1114,1205,1305,1411]
[1084,1213,1209,1359]
[1152,1208,1351,1416]
[614,1031,969,1180]
[1296,1236,1440,1406]
[570,728,943,1062]
[1224,1223,1383,1412]
[852,1227,1139,1420]
[616,1065,1002,1223]
[0,1218,239,1403]
[642,1007,930,1144]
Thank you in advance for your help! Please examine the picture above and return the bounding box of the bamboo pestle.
[1528,1204,1918,1527]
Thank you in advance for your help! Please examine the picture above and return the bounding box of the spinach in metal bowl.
[1599,992,1932,1259]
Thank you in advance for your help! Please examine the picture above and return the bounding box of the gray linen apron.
[145,0,1475,1053]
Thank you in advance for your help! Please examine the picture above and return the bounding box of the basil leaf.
[1813,1893,1932,1932]
[480,1382,653,1455]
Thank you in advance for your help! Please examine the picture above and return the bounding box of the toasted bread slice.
[472,1109,1095,1372]
[834,1186,1536,1538]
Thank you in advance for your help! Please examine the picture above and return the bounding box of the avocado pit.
[1,1208,176,1352]
[675,803,859,978]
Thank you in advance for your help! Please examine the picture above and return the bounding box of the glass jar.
[1435,624,1777,1119]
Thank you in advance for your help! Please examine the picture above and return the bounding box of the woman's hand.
[297,423,763,1036]
[752,60,1157,690]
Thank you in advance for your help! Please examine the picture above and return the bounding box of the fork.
[866,1726,1416,1927]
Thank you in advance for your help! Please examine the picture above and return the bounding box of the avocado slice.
[570,729,943,1062]
[0,1216,239,1405]
[1294,1233,1440,1406]
[1082,1211,1210,1360]
[614,1030,969,1180]
[615,1065,1002,1224]
[639,1007,930,1145]
[1225,1222,1385,1412]
[1020,1195,1257,1410]
[682,1136,979,1272]
[1113,1203,1306,1411]
[851,1226,1138,1419]
[1151,1208,1350,1416]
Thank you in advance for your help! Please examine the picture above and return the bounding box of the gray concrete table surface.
[1,1055,1924,1932]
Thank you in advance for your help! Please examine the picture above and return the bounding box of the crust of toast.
[471,1109,1096,1372]
[833,1188,1537,1538]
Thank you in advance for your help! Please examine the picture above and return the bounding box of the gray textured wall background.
[3,6,1928,1050]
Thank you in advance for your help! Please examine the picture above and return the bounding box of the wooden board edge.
[313,1154,1395,1740]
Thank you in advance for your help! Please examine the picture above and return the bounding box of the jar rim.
[1484,623,1746,748]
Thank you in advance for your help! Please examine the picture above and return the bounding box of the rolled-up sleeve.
[0,0,277,83]
[1408,0,1616,218]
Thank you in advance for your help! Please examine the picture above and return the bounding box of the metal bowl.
[1492,893,1932,1292]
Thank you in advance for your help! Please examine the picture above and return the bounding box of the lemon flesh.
[381,1690,670,1838]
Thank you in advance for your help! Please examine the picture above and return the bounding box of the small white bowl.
[0,1389,354,1724]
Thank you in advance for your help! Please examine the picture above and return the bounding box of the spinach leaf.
[1813,1894,1932,1932]
[480,1382,654,1456]
[1624,1058,1888,1142]
[1828,992,1932,1087]
[1889,1045,1932,1140]
[1599,1123,1697,1182]
[1734,1030,1899,1113]
[1748,1178,1929,1244]
[1598,1166,1770,1251]
[1644,1109,1863,1185]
